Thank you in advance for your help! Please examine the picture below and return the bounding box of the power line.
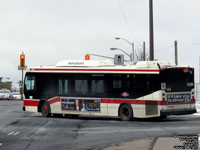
[179,42,200,46]
[155,45,174,53]
[117,0,144,52]
[118,0,135,41]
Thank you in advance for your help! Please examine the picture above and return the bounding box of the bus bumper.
[160,108,196,116]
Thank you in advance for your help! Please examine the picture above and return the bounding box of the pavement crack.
[72,121,85,139]
[161,126,176,136]
[149,137,158,150]
[9,120,20,126]
[25,139,34,150]
[26,119,51,138]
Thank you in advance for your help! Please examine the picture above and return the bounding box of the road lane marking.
[13,131,20,136]
[0,143,2,146]
[7,132,15,135]
[7,131,20,136]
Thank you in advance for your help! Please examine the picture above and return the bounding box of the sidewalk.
[100,136,200,150]
[194,101,200,115]
[100,104,200,150]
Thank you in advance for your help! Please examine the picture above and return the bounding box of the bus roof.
[26,60,184,74]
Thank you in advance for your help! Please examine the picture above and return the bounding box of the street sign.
[18,65,27,70]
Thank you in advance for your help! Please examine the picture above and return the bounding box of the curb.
[98,136,200,150]
[96,137,157,150]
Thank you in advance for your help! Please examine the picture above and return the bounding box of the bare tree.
[135,45,149,61]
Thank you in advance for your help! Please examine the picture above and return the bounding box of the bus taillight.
[162,92,167,105]
[191,91,195,103]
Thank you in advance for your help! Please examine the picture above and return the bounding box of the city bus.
[23,60,196,121]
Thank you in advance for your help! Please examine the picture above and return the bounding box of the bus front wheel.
[119,104,133,121]
[41,101,51,117]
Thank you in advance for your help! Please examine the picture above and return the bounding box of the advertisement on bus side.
[61,98,100,112]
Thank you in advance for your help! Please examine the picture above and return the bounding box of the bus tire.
[41,101,51,117]
[119,104,133,121]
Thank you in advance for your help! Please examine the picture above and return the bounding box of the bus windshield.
[160,68,194,92]
[24,74,37,99]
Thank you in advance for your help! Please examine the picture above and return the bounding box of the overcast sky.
[1,0,200,87]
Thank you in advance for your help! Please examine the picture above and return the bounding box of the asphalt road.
[0,100,200,150]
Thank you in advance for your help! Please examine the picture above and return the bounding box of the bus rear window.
[160,68,194,92]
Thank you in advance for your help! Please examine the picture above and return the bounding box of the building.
[0,77,12,90]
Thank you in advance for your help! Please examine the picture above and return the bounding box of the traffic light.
[20,54,25,68]
[85,54,90,60]
[117,55,121,62]
[114,54,124,65]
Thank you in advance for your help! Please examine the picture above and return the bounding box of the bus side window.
[107,74,124,98]
[91,80,105,95]
[58,80,63,95]
[113,80,122,89]
[64,80,69,95]
[75,79,88,96]
[58,79,69,96]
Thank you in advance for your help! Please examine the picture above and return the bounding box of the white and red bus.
[23,60,196,121]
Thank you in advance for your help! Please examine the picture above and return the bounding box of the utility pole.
[143,41,146,61]
[149,0,154,61]
[199,56,200,84]
[175,40,178,65]
[132,42,134,61]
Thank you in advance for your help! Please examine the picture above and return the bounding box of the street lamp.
[115,37,134,61]
[110,48,132,61]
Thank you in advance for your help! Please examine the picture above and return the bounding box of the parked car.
[0,90,11,100]
[11,92,21,100]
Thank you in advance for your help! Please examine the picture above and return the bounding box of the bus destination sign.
[167,94,190,104]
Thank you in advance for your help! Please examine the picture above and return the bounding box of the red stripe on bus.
[23,98,60,107]
[30,68,160,73]
[24,100,39,106]
[101,99,163,105]
[49,97,60,104]
[157,101,163,105]
[24,98,162,107]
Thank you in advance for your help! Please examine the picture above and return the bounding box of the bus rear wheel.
[119,104,133,121]
[41,101,50,117]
